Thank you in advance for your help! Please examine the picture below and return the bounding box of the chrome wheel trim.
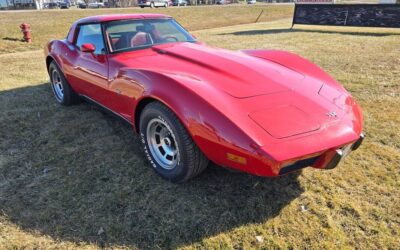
[51,69,64,101]
[146,118,179,170]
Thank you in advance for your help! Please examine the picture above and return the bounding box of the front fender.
[124,69,276,174]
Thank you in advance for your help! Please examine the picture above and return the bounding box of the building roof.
[77,14,172,24]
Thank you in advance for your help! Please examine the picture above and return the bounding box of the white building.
[0,0,11,8]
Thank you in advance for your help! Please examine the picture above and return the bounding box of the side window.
[76,24,105,54]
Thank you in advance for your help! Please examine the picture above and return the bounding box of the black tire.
[140,6,144,8]
[139,102,209,183]
[48,61,80,106]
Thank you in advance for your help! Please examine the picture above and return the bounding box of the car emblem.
[327,111,337,118]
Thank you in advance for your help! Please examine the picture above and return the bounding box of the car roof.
[77,14,172,24]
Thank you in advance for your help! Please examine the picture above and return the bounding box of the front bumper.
[278,133,365,175]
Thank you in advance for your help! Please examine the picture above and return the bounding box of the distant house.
[0,0,37,9]
[0,0,5,8]
[0,0,12,9]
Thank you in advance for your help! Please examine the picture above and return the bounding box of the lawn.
[0,4,292,54]
[1,6,400,250]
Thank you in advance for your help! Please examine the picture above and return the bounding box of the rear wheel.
[48,61,79,106]
[139,102,209,183]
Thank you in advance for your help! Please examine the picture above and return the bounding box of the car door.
[69,23,112,108]
[156,0,165,6]
[102,21,152,122]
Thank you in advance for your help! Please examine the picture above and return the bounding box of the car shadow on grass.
[0,83,304,249]
[219,28,400,37]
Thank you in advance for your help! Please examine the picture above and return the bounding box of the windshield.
[105,19,196,53]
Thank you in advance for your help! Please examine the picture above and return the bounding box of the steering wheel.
[163,35,179,42]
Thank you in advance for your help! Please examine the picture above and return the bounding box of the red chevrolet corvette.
[44,14,364,182]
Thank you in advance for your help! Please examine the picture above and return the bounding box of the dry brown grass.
[0,4,292,54]
[1,7,400,250]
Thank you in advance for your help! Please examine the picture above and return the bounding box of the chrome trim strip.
[80,94,132,124]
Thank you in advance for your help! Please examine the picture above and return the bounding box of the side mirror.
[80,43,95,53]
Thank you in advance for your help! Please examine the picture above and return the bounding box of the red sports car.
[44,14,364,182]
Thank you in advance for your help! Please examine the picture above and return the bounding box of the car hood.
[119,42,307,98]
[114,42,357,141]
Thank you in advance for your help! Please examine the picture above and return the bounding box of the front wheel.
[140,102,209,183]
[48,61,79,106]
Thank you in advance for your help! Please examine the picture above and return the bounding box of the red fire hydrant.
[20,23,32,43]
